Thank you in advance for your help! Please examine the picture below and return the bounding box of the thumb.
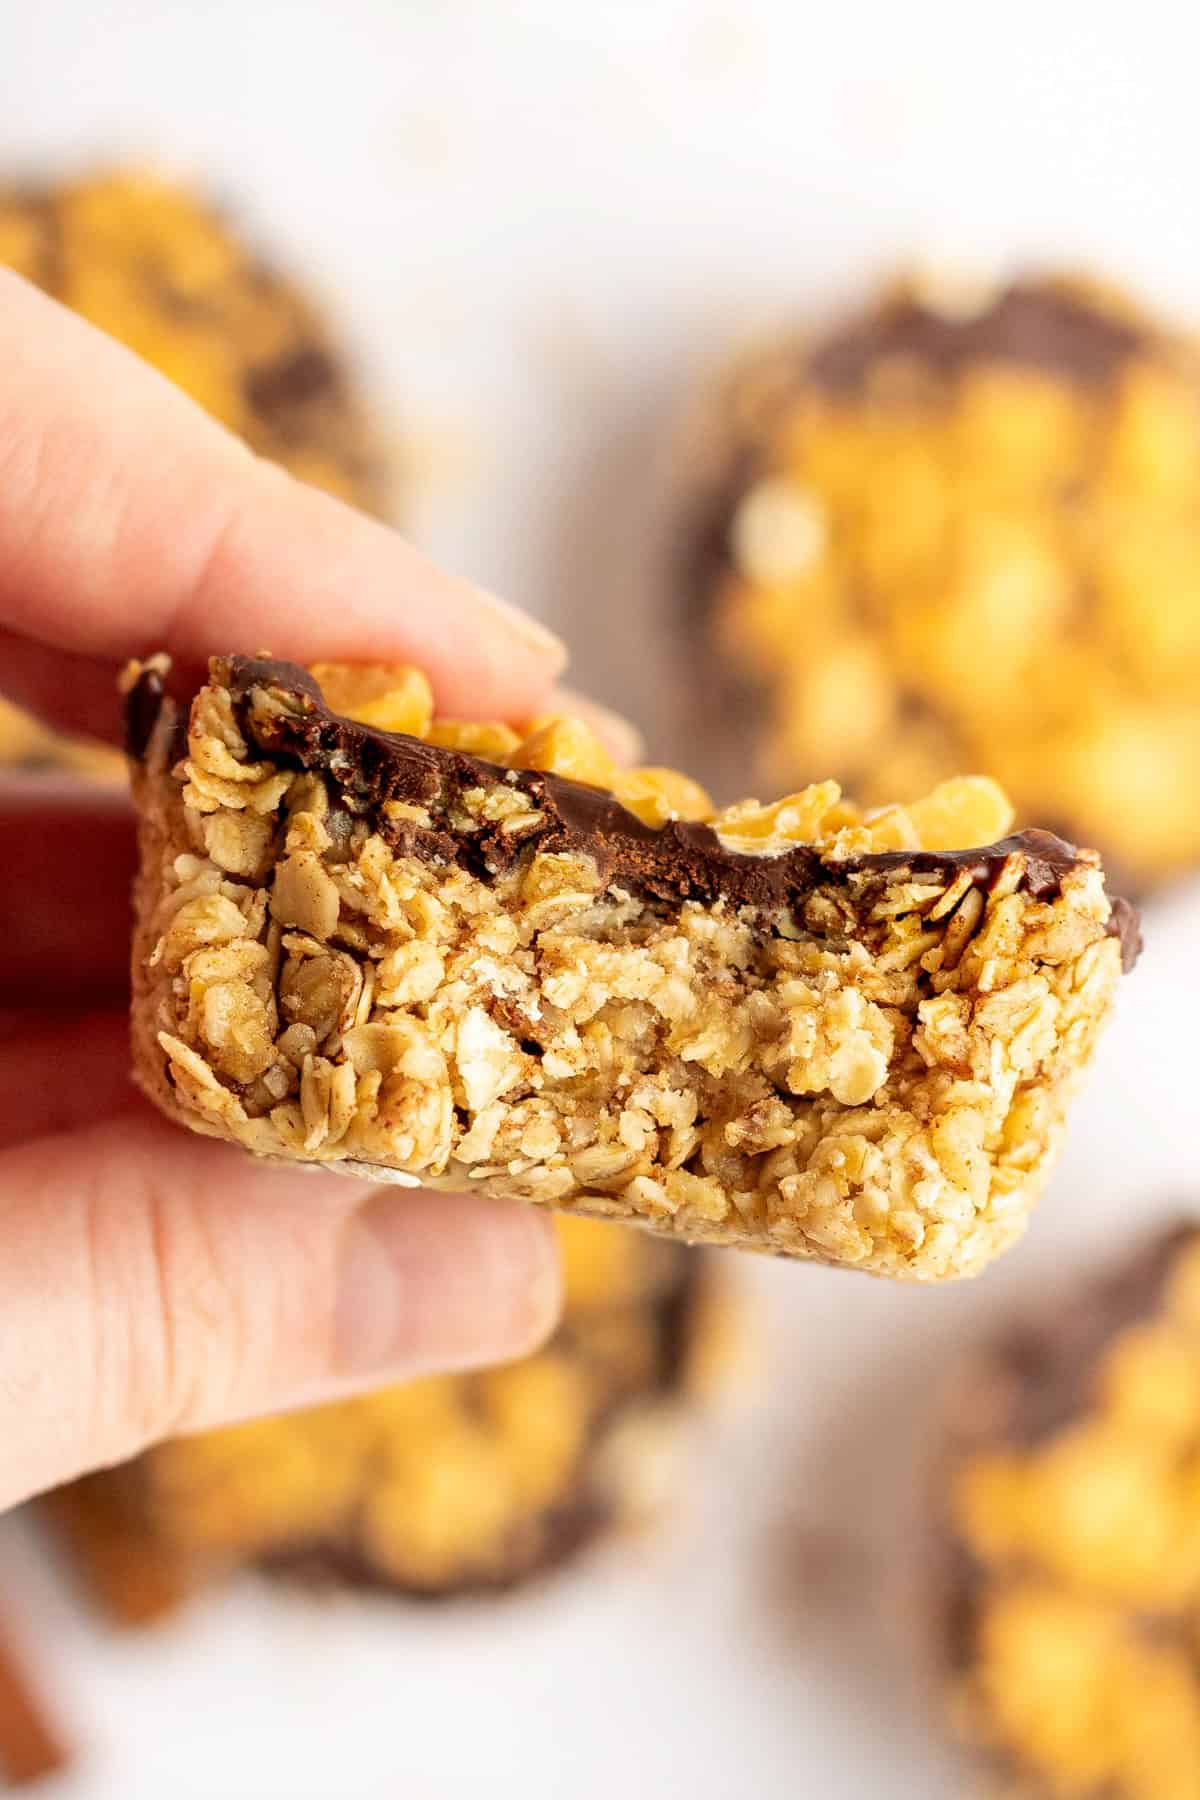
[0,1105,561,1512]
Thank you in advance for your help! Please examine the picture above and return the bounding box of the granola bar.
[687,271,1200,890]
[934,1222,1200,1798]
[124,654,1137,1279]
[0,168,391,773]
[45,1217,723,1600]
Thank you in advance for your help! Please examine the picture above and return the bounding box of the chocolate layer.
[123,659,168,761]
[124,655,1140,970]
[808,280,1148,394]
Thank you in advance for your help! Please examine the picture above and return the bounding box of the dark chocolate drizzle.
[807,280,1148,394]
[124,655,1141,970]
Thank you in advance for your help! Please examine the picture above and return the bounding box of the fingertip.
[0,278,566,726]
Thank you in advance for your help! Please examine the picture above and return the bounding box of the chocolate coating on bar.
[124,656,1140,969]
[123,661,167,762]
[808,280,1148,393]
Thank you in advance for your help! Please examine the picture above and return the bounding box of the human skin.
[0,270,612,1512]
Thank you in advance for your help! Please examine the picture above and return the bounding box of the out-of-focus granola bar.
[687,272,1200,890]
[124,653,1138,1281]
[0,706,126,784]
[46,1216,723,1600]
[934,1222,1200,1798]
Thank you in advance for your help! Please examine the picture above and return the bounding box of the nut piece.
[309,663,434,737]
[511,717,617,789]
[427,720,523,760]
[280,950,358,1042]
[197,983,274,1083]
[612,767,714,827]
[905,776,1015,852]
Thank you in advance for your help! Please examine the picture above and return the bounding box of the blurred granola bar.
[934,1221,1200,1797]
[686,272,1200,891]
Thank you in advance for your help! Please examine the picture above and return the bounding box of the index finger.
[0,271,566,730]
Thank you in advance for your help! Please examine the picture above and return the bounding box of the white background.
[1,3,1198,1795]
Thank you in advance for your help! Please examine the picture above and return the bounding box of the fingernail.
[473,587,567,665]
[334,1188,562,1377]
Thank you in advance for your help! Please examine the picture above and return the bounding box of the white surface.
[1,4,1199,1795]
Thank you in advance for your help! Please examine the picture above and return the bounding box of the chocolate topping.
[123,661,167,761]
[1105,895,1143,972]
[123,655,1140,971]
[808,280,1148,393]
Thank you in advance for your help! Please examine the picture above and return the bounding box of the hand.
[0,271,575,1512]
